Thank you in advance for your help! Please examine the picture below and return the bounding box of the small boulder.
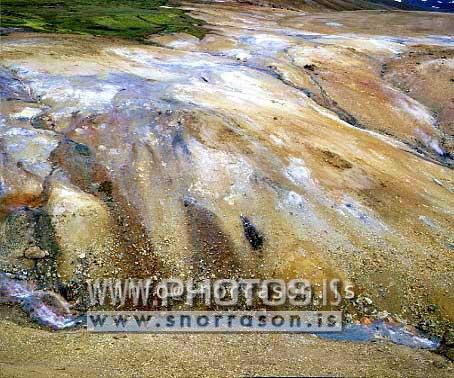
[24,246,49,259]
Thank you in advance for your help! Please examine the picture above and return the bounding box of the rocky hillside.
[235,0,453,11]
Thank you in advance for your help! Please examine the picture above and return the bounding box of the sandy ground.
[0,314,452,378]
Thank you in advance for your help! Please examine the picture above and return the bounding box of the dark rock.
[438,329,454,361]
[0,27,24,36]
[240,215,264,250]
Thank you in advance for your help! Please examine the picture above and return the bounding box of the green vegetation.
[0,0,206,40]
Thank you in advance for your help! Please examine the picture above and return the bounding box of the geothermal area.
[0,0,453,376]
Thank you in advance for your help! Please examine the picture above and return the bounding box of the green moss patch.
[1,0,206,40]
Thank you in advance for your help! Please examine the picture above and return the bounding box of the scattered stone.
[427,304,438,313]
[418,215,437,229]
[432,177,443,186]
[113,334,128,339]
[24,246,49,259]
[0,209,36,272]
[377,310,391,320]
